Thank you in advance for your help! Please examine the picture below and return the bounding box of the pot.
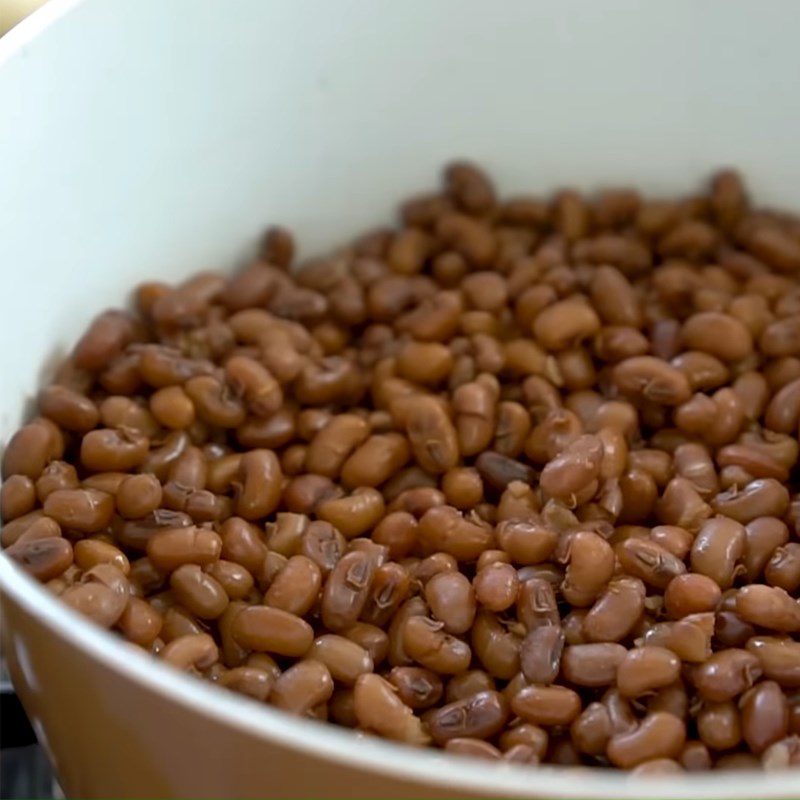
[1,1,799,797]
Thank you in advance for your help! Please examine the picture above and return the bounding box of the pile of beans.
[3,163,800,774]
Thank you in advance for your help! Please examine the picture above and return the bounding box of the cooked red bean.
[10,164,800,770]
[616,647,681,697]
[232,605,313,657]
[520,626,565,685]
[607,712,687,769]
[740,681,789,755]
[746,637,800,687]
[693,649,763,702]
[427,690,509,744]
[388,666,443,709]
[583,576,645,642]
[353,674,429,745]
[561,643,627,688]
[664,573,722,618]
[643,613,715,663]
[736,584,800,632]
[511,685,582,726]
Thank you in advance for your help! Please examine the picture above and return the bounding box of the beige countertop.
[0,0,48,36]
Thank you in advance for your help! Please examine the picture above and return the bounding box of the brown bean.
[583,576,645,642]
[534,296,601,351]
[38,384,100,433]
[160,633,218,672]
[741,681,789,755]
[570,702,612,756]
[643,614,715,663]
[616,538,687,590]
[146,526,222,572]
[764,543,800,593]
[511,685,582,727]
[561,531,615,607]
[762,736,800,770]
[35,461,80,504]
[664,574,722,619]
[746,637,800,688]
[307,635,373,686]
[270,659,334,716]
[612,357,692,406]
[607,712,686,769]
[428,691,509,744]
[232,449,282,520]
[340,433,410,489]
[765,377,800,434]
[418,505,494,562]
[743,517,790,581]
[540,434,603,501]
[169,564,228,619]
[694,649,763,702]
[681,312,754,362]
[2,422,59,480]
[116,596,163,647]
[736,584,800,633]
[689,517,746,589]
[560,643,626,688]
[473,562,519,613]
[498,723,549,759]
[471,611,521,680]
[496,519,557,566]
[353,674,429,745]
[7,536,73,582]
[218,517,267,576]
[316,488,385,540]
[321,550,377,632]
[616,646,681,697]
[42,488,114,533]
[712,479,790,524]
[344,622,389,667]
[388,667,443,710]
[80,427,149,473]
[1,475,36,522]
[403,616,472,675]
[204,560,254,601]
[115,474,163,520]
[517,578,560,631]
[520,626,565,685]
[232,605,313,656]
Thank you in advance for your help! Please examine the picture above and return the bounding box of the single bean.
[607,712,687,769]
[428,691,509,744]
[746,637,800,687]
[520,626,565,685]
[353,674,429,745]
[736,584,800,632]
[471,611,522,680]
[643,613,715,663]
[741,681,789,755]
[583,576,645,642]
[146,526,222,572]
[232,605,313,656]
[616,646,681,697]
[664,574,722,618]
[403,616,472,675]
[270,659,335,716]
[388,666,443,709]
[693,649,763,702]
[561,643,627,688]
[511,685,582,727]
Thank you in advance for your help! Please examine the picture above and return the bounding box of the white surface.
[1,1,800,797]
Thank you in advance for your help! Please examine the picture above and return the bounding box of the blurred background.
[0,0,54,772]
[0,0,47,36]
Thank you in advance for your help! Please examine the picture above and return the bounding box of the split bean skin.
[5,162,800,772]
